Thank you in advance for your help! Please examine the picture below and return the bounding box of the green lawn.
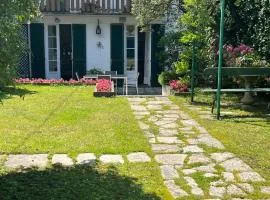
[171,94,270,184]
[0,85,151,156]
[0,85,173,200]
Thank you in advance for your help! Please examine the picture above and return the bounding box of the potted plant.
[93,79,115,97]
[158,71,178,96]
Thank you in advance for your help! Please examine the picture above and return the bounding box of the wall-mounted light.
[55,17,60,23]
[96,19,102,35]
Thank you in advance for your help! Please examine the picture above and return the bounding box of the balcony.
[40,0,132,15]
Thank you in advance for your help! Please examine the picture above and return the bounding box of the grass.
[170,94,270,185]
[0,85,151,156]
[0,85,173,200]
[0,162,173,200]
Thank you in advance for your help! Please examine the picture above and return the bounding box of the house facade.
[19,0,165,86]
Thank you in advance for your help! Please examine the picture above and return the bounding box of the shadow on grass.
[0,165,161,200]
[0,86,37,102]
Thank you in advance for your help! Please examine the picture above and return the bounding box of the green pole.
[191,43,196,102]
[216,0,226,120]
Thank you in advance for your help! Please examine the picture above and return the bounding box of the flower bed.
[15,78,96,86]
[94,79,115,97]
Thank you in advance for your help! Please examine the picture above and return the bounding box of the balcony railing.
[40,0,132,14]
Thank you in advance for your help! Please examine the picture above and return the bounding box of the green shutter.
[72,24,86,78]
[151,24,165,86]
[111,24,124,74]
[30,23,45,78]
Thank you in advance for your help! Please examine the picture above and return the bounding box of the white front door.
[45,24,60,79]
[124,25,138,85]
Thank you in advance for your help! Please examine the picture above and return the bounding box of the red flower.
[96,79,112,92]
[169,80,189,92]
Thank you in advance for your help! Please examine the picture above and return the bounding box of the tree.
[132,0,174,31]
[0,0,39,88]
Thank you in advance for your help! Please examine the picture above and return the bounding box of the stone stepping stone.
[148,116,159,122]
[149,138,156,144]
[76,153,96,165]
[187,139,199,145]
[183,145,204,153]
[196,126,209,134]
[159,122,178,129]
[210,152,235,163]
[164,180,188,198]
[163,114,179,118]
[155,120,176,127]
[194,164,217,173]
[144,131,155,138]
[146,105,163,110]
[181,119,198,127]
[182,169,197,175]
[211,180,225,187]
[4,154,48,169]
[220,158,252,172]
[160,165,179,180]
[146,101,164,105]
[159,129,178,136]
[100,155,124,164]
[159,122,179,129]
[151,144,181,153]
[237,183,254,193]
[127,152,151,163]
[204,173,219,178]
[134,111,150,116]
[163,110,180,114]
[188,154,210,164]
[138,121,150,130]
[52,154,73,167]
[238,172,265,182]
[128,98,146,102]
[155,154,187,165]
[179,127,193,131]
[157,137,183,144]
[197,134,225,149]
[131,105,147,111]
[209,186,226,198]
[227,184,246,196]
[261,186,270,194]
[184,176,204,196]
[222,172,235,182]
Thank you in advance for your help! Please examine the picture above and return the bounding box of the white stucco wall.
[86,21,111,72]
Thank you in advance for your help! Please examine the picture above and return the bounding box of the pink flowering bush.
[15,78,96,86]
[169,80,189,92]
[223,44,269,68]
[96,79,112,92]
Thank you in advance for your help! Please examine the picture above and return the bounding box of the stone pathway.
[128,97,270,199]
[1,152,151,170]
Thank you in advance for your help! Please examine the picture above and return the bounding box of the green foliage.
[131,0,172,31]
[158,71,178,85]
[239,0,270,59]
[87,68,103,74]
[0,1,39,88]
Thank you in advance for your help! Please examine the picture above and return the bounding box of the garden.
[0,0,270,199]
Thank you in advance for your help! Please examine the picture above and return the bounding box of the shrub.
[223,44,269,68]
[158,71,178,86]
